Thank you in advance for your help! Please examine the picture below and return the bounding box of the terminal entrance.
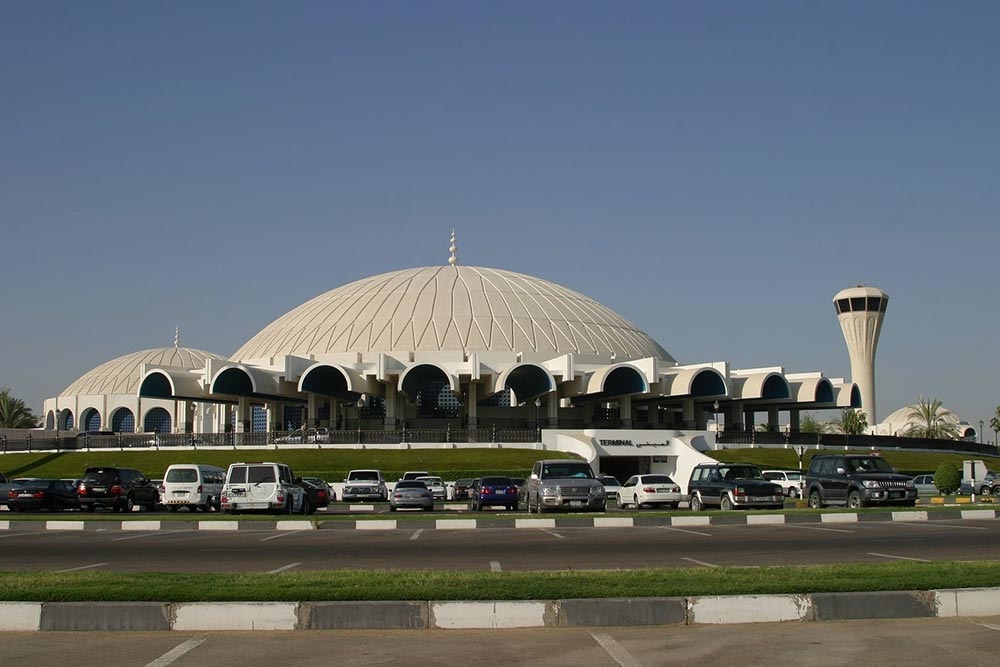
[598,456,649,482]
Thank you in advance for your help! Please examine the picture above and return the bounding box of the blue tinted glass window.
[144,407,172,433]
[112,409,135,433]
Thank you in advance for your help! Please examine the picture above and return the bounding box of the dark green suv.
[687,463,784,511]
[805,454,916,509]
[77,467,159,513]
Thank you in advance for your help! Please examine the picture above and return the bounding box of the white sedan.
[617,474,682,509]
[415,476,447,501]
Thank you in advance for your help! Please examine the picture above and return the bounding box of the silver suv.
[523,459,606,513]
[342,469,387,502]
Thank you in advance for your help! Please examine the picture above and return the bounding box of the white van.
[220,462,307,514]
[160,464,226,512]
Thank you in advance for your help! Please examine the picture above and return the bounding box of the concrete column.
[790,409,801,432]
[744,408,755,431]
[264,401,277,432]
[619,395,632,428]
[767,406,779,431]
[547,392,558,428]
[182,401,194,433]
[682,398,696,429]
[466,382,478,430]
[307,393,318,427]
[384,384,398,430]
[236,397,251,433]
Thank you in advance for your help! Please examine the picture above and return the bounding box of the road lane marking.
[411,529,424,541]
[54,562,109,573]
[540,528,565,539]
[976,623,1000,632]
[780,523,854,534]
[0,531,62,539]
[113,530,194,542]
[868,552,931,562]
[266,562,301,574]
[590,631,644,667]
[260,531,302,541]
[885,521,988,531]
[658,526,712,537]
[490,560,502,572]
[144,638,206,667]
[682,557,718,568]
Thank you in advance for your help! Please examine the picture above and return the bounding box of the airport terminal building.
[40,240,861,481]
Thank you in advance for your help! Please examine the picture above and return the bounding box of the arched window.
[111,408,135,433]
[63,410,75,430]
[82,408,102,432]
[46,411,55,429]
[144,407,172,433]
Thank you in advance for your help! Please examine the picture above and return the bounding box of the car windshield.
[17,480,57,490]
[396,481,427,489]
[166,468,198,483]
[847,457,895,474]
[348,471,380,481]
[785,472,802,480]
[417,477,443,485]
[600,477,620,487]
[247,467,277,484]
[643,475,674,484]
[541,463,594,479]
[83,470,118,484]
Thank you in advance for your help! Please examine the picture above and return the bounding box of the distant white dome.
[62,347,228,397]
[233,265,673,364]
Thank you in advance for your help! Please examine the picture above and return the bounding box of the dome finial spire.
[174,325,180,348]
[448,229,458,266]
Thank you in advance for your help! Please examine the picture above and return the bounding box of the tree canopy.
[904,397,959,440]
[0,387,38,429]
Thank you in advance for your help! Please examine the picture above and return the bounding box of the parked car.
[617,474,682,509]
[912,474,940,496]
[451,478,475,501]
[298,478,330,513]
[160,463,226,512]
[469,476,518,511]
[523,459,606,513]
[342,469,387,502]
[389,480,434,512]
[220,462,307,514]
[301,477,335,502]
[6,479,80,512]
[762,470,806,498]
[805,454,916,509]
[597,474,622,500]
[687,463,784,511]
[274,428,330,444]
[77,467,159,513]
[415,476,447,501]
[399,471,431,482]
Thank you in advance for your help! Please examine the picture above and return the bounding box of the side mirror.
[836,467,846,476]
[295,477,302,484]
[530,473,539,480]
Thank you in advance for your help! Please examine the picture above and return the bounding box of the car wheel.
[980,486,991,496]
[670,502,679,509]
[720,494,733,511]
[690,494,703,512]
[634,494,642,510]
[123,496,135,513]
[300,498,310,515]
[788,488,799,499]
[847,491,865,509]
[168,506,178,513]
[616,493,624,508]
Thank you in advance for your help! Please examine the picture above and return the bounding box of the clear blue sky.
[1,1,998,431]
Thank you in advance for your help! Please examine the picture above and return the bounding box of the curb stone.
[0,507,995,532]
[3,589,1000,631]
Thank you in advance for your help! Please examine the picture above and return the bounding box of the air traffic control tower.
[833,285,889,424]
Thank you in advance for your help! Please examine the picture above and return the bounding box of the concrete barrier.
[46,520,85,530]
[301,601,427,629]
[355,520,397,530]
[122,520,161,531]
[746,514,785,525]
[593,517,633,527]
[275,520,314,531]
[0,602,42,631]
[934,587,1000,617]
[811,591,936,620]
[198,521,240,531]
[41,602,170,631]
[515,518,556,528]
[558,597,686,627]
[820,512,858,523]
[430,601,551,628]
[689,594,810,624]
[172,602,298,630]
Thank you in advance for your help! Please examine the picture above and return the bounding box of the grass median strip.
[4,561,1000,602]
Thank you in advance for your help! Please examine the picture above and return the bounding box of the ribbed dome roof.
[61,347,228,397]
[233,266,673,363]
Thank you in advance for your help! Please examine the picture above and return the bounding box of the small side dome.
[62,347,229,397]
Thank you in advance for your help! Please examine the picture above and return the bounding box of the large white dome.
[61,347,229,397]
[233,265,674,364]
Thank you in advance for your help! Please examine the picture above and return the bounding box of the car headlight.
[905,480,915,488]
[862,480,879,488]
[591,486,606,497]
[541,484,558,495]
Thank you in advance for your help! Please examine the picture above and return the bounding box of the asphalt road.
[4,617,1000,666]
[2,517,998,573]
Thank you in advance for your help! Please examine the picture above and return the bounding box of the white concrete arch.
[398,362,460,403]
[585,363,650,397]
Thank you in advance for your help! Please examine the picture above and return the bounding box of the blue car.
[469,476,518,511]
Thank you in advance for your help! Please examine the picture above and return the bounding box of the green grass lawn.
[2,445,991,481]
[2,561,998,601]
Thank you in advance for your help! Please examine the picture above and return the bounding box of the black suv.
[687,463,785,511]
[77,467,159,513]
[805,454,916,509]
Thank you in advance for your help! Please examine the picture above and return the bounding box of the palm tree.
[800,415,826,434]
[0,387,38,428]
[832,409,868,435]
[903,397,959,439]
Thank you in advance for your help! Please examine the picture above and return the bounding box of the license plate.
[92,487,106,493]
[569,500,583,507]
[751,496,771,502]
[18,493,32,497]
[173,491,188,496]
[656,488,670,493]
